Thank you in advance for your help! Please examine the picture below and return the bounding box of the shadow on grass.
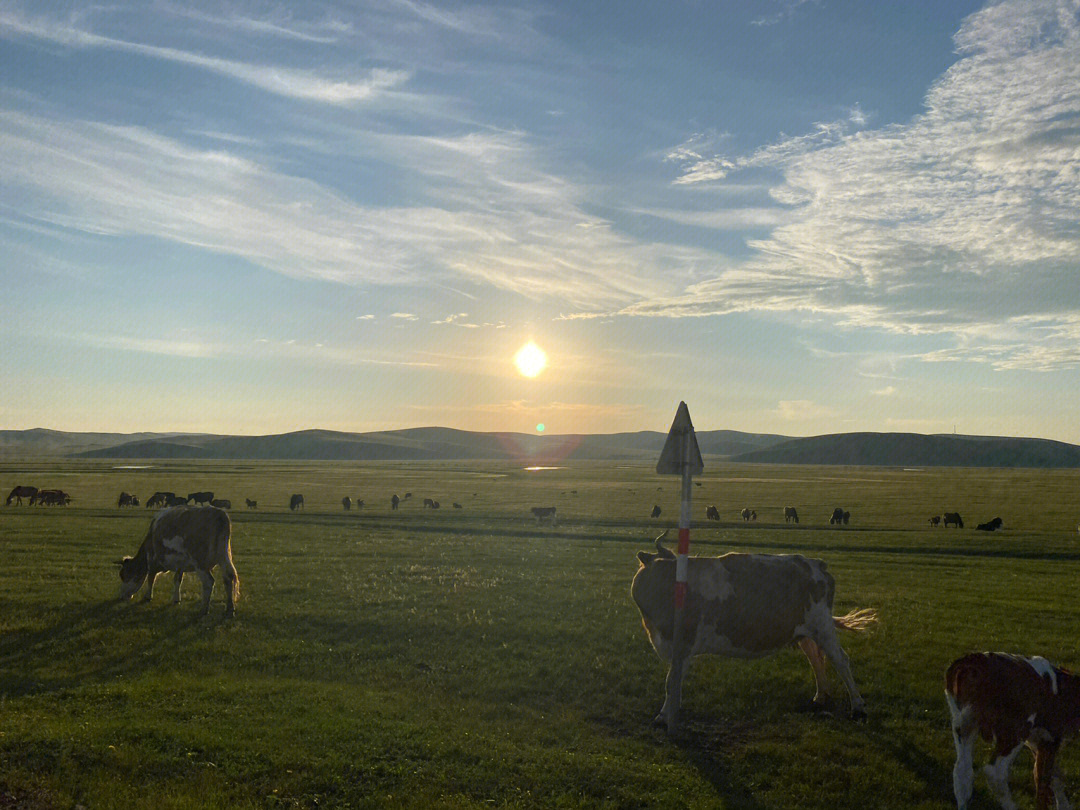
[671,715,767,810]
[0,598,231,699]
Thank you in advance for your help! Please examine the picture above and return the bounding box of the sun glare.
[514,341,547,378]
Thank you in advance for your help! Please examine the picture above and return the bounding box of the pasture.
[2,459,1079,809]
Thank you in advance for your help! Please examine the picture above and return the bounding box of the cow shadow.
[669,716,767,810]
[0,598,229,699]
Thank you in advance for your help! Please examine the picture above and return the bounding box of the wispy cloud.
[751,0,821,27]
[0,10,407,104]
[631,0,1080,370]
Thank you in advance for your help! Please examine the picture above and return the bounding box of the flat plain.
[2,458,1079,809]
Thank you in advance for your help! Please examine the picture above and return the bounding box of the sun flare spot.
[514,341,548,378]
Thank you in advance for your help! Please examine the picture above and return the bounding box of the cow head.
[117,555,147,600]
[636,531,675,567]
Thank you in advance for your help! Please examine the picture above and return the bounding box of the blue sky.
[2,0,1078,441]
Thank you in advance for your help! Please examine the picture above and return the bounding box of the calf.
[632,533,876,732]
[705,505,720,521]
[946,652,1080,809]
[117,506,239,617]
[929,515,942,527]
[531,506,557,525]
[245,498,257,509]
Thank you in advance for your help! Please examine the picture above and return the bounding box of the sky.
[1,0,1079,441]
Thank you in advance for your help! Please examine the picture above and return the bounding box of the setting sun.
[513,341,548,378]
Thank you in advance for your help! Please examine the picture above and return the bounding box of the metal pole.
[666,435,693,732]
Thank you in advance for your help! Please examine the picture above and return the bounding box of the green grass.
[2,459,1079,808]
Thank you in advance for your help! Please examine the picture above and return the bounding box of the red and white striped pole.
[656,401,704,732]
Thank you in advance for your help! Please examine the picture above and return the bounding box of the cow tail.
[833,608,878,632]
[220,514,240,603]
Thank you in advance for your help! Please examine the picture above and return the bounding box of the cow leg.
[221,559,239,617]
[983,738,1024,810]
[658,654,690,733]
[797,637,831,706]
[142,569,160,602]
[1033,742,1063,810]
[172,571,184,604]
[196,569,215,616]
[813,623,866,719]
[947,692,976,809]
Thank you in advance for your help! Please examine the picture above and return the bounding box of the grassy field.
[2,458,1079,809]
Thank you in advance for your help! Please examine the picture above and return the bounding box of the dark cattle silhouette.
[976,516,1004,531]
[117,492,138,508]
[245,499,257,509]
[740,508,752,522]
[531,506,557,525]
[830,508,845,525]
[751,510,758,521]
[146,492,174,509]
[34,489,70,506]
[651,505,662,519]
[165,494,189,507]
[355,499,364,509]
[705,505,720,521]
[929,515,941,527]
[943,512,964,528]
[431,500,440,509]
[404,492,412,500]
[632,533,876,731]
[6,485,37,506]
[391,494,400,510]
[187,491,214,506]
[784,506,799,524]
[117,506,239,617]
[210,499,231,510]
[453,503,462,509]
[289,494,304,511]
[342,496,352,511]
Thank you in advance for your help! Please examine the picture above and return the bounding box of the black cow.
[975,516,1004,531]
[705,505,720,521]
[943,512,964,528]
[289,494,304,511]
[651,505,662,519]
[187,491,214,506]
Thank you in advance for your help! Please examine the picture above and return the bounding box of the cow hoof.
[850,707,868,722]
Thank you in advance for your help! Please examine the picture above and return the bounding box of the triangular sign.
[656,401,704,475]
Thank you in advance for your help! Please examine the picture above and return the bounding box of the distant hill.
[731,432,1080,468]
[3,426,1076,468]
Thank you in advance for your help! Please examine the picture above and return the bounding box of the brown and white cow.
[946,652,1080,810]
[117,506,239,617]
[632,533,876,732]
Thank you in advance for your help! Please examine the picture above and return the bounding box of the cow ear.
[637,551,657,567]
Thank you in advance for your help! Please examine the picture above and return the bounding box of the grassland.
[2,458,1079,809]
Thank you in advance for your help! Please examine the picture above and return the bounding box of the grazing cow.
[946,652,1080,810]
[187,491,214,506]
[165,494,188,507]
[342,496,352,511]
[830,507,845,525]
[976,516,1004,532]
[117,506,239,617]
[651,505,662,519]
[531,506,557,525]
[740,508,752,522]
[632,533,876,731]
[5,485,38,506]
[423,498,435,508]
[245,499,257,509]
[705,505,720,521]
[117,492,137,508]
[289,494,304,511]
[751,510,758,521]
[843,511,850,525]
[391,494,400,510]
[210,499,231,510]
[929,515,942,528]
[431,500,440,509]
[453,502,462,509]
[355,499,364,509]
[944,512,964,529]
[34,489,70,506]
[404,492,412,500]
[785,506,799,524]
[146,492,174,509]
